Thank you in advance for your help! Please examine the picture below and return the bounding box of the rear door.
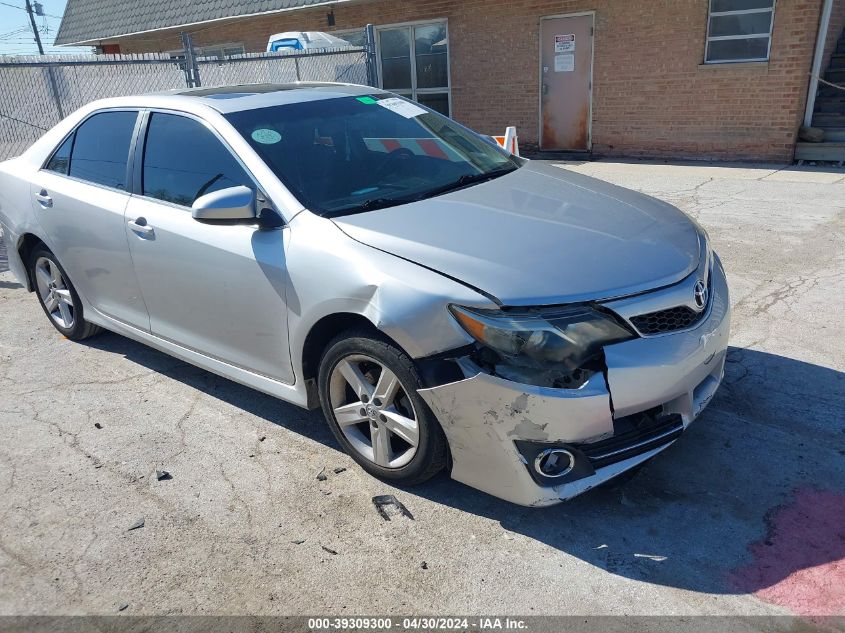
[31,110,150,329]
[124,111,293,383]
[539,14,594,151]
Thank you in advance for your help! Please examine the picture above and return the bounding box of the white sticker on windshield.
[377,97,427,119]
[251,128,282,144]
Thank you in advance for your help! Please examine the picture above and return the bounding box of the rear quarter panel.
[0,158,35,231]
[0,157,42,287]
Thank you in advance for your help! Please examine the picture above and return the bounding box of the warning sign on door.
[555,34,575,53]
[554,53,575,72]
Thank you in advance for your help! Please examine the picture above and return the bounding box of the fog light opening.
[534,448,575,478]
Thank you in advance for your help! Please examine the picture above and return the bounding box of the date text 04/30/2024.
[308,617,528,630]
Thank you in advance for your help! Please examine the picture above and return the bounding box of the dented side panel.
[285,211,496,384]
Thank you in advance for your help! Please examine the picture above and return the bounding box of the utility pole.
[24,0,65,120]
[25,0,45,55]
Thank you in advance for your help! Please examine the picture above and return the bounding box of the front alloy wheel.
[318,331,448,484]
[329,354,420,469]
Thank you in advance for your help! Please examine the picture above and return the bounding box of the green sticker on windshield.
[251,128,282,144]
[357,96,378,104]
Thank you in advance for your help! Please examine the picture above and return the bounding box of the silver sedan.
[0,83,730,506]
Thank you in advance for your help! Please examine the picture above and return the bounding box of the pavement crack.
[161,388,202,464]
[219,460,255,531]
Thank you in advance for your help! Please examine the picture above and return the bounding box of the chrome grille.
[630,305,706,335]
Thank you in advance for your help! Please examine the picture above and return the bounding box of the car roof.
[85,82,385,115]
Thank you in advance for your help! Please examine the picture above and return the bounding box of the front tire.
[29,246,101,341]
[317,330,448,485]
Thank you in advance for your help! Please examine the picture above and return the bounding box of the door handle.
[127,218,154,235]
[34,189,53,207]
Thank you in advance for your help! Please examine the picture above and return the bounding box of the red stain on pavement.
[730,488,845,616]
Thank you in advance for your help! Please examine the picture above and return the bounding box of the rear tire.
[317,329,448,485]
[29,245,102,341]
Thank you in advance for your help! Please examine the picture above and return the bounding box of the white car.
[267,31,351,52]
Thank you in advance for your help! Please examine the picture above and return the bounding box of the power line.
[0,111,49,130]
[0,28,31,39]
[0,1,61,18]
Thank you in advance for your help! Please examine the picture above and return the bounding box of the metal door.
[539,14,593,151]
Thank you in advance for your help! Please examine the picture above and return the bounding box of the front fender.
[285,212,495,376]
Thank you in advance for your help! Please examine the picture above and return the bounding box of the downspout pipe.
[804,0,835,127]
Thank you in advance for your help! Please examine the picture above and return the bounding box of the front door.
[125,111,293,383]
[539,14,593,151]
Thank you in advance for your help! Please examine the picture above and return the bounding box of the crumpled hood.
[333,162,701,306]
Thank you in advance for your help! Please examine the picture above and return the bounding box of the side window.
[68,111,137,189]
[705,0,775,63]
[44,133,74,175]
[142,113,253,207]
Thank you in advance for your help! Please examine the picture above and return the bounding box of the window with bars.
[705,0,775,63]
[376,22,450,116]
[332,28,367,47]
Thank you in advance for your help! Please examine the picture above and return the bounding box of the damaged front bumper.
[418,258,730,507]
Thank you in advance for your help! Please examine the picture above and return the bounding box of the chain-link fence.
[0,42,375,161]
[197,48,370,87]
[0,53,186,160]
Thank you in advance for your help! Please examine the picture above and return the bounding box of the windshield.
[224,94,521,217]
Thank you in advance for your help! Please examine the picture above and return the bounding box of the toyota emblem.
[693,279,708,310]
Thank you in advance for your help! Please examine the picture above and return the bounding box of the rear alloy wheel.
[318,331,447,484]
[30,246,101,341]
[34,256,75,330]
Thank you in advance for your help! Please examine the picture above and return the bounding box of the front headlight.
[449,304,635,387]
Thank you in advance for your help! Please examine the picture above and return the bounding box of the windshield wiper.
[322,166,518,218]
[323,196,413,217]
[415,166,518,201]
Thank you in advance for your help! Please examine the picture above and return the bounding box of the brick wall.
[112,0,825,162]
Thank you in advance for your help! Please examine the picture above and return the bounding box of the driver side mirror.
[191,185,256,221]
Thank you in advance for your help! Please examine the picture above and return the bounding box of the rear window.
[68,111,137,189]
